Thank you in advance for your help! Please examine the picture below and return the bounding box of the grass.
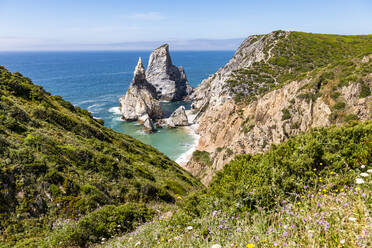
[0,66,202,246]
[98,121,372,248]
[225,31,372,105]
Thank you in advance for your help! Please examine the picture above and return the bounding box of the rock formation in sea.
[167,105,189,127]
[119,57,162,121]
[146,44,193,101]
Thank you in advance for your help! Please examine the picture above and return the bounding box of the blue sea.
[0,51,233,161]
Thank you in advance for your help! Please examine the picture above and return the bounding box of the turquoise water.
[0,51,233,160]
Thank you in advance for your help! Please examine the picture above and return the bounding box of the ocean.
[0,51,233,161]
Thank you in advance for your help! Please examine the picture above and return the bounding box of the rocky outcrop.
[119,58,162,121]
[184,31,372,185]
[146,44,192,101]
[167,106,189,127]
[157,105,190,128]
[143,116,156,133]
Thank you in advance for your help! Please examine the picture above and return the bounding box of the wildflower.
[237,227,242,232]
[340,239,345,244]
[218,225,223,229]
[361,165,365,169]
[320,162,323,165]
[187,226,193,230]
[211,244,222,248]
[355,178,365,184]
[246,244,255,248]
[330,171,334,174]
[283,231,289,237]
[360,172,369,177]
[177,196,182,199]
[313,168,317,171]
[348,217,356,222]
[212,210,218,217]
[273,241,278,246]
[367,169,372,174]
[356,187,360,191]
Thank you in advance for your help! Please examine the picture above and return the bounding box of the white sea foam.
[114,116,124,122]
[108,106,122,115]
[176,124,200,165]
[87,103,105,113]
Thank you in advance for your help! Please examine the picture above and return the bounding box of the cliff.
[187,31,372,184]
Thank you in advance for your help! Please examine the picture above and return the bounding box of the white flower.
[360,172,369,177]
[367,169,372,174]
[186,226,193,230]
[361,165,365,169]
[340,239,345,244]
[135,241,141,246]
[348,217,356,222]
[211,245,222,248]
[356,178,365,184]
[101,237,106,241]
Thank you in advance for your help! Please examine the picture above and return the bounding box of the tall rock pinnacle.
[119,57,162,121]
[146,44,192,101]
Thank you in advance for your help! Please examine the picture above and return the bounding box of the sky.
[0,0,371,51]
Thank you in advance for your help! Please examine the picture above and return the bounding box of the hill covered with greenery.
[101,121,371,247]
[227,31,372,104]
[0,66,201,247]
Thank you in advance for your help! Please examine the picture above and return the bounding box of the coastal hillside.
[0,66,201,247]
[188,31,372,184]
[100,121,372,247]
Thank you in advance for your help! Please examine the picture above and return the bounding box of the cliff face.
[146,44,192,101]
[119,58,162,121]
[186,31,372,185]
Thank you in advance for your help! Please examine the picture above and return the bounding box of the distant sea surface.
[0,51,234,161]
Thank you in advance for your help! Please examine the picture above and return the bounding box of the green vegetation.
[0,66,201,246]
[100,121,372,248]
[226,31,372,104]
[192,150,212,167]
[281,108,291,120]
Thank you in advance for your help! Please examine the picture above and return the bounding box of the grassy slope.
[0,66,201,246]
[227,31,372,104]
[102,121,372,247]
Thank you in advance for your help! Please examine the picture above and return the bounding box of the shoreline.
[175,123,200,166]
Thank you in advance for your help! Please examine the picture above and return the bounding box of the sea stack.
[119,57,162,121]
[146,44,192,101]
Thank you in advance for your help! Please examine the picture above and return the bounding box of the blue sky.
[0,0,371,50]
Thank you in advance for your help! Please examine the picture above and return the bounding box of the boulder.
[119,57,162,121]
[146,44,192,101]
[167,106,189,127]
[143,116,156,133]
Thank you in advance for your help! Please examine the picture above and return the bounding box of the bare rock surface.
[146,44,192,101]
[119,58,162,121]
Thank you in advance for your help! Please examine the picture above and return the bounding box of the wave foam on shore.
[176,124,200,166]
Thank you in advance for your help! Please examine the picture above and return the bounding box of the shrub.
[47,203,154,247]
[281,108,291,120]
[333,101,346,110]
[192,150,212,167]
[359,82,371,98]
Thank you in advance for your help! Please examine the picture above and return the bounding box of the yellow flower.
[177,196,181,199]
[313,168,317,171]
[320,162,323,165]
[330,171,334,174]
[356,187,360,191]
[341,188,344,192]
[247,244,255,248]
